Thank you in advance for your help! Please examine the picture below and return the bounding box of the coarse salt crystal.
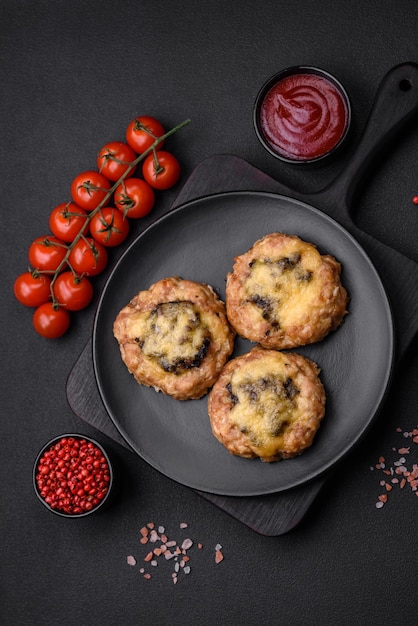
[127,555,136,566]
[215,550,224,563]
[182,538,193,550]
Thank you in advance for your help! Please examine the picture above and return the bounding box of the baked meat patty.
[225,232,348,349]
[208,347,326,462]
[113,277,235,400]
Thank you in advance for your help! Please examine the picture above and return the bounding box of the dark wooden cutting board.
[67,63,418,535]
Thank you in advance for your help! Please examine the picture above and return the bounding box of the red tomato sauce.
[259,72,349,161]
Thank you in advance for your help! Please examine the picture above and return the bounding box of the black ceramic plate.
[93,191,394,496]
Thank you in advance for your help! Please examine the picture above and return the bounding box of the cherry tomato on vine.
[142,151,181,190]
[97,141,137,181]
[28,236,68,273]
[14,272,52,307]
[70,171,111,211]
[126,116,165,154]
[114,178,155,219]
[89,207,130,247]
[53,272,94,311]
[33,303,71,339]
[49,202,89,243]
[68,237,108,276]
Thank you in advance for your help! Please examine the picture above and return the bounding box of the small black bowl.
[253,65,351,165]
[33,433,114,517]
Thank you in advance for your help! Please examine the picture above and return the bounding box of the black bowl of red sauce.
[33,434,114,517]
[254,66,351,165]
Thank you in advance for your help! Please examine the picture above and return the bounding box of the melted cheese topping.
[127,301,210,373]
[245,244,322,328]
[228,355,300,457]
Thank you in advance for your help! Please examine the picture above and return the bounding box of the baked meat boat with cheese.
[208,347,326,462]
[225,232,348,349]
[113,277,235,400]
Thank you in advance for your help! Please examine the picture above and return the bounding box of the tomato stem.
[99,150,132,170]
[152,148,165,175]
[45,118,190,304]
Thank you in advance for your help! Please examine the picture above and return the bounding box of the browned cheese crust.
[113,277,235,400]
[208,347,326,462]
[225,232,349,349]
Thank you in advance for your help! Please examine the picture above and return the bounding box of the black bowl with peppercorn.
[33,434,114,517]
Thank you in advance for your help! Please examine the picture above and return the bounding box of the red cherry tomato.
[68,237,108,276]
[49,202,89,243]
[89,207,130,247]
[33,303,71,339]
[142,151,181,190]
[70,171,111,211]
[97,141,137,181]
[14,272,52,307]
[53,272,94,311]
[126,115,165,154]
[28,236,68,273]
[114,178,155,219]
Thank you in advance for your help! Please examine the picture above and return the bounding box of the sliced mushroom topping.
[245,252,314,327]
[138,300,211,374]
[229,374,300,438]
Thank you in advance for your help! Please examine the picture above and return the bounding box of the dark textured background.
[2,1,418,624]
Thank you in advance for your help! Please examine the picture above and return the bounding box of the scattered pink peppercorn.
[35,436,111,515]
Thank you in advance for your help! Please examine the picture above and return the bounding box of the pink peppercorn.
[34,435,112,516]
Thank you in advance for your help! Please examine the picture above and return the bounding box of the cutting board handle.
[316,62,418,220]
